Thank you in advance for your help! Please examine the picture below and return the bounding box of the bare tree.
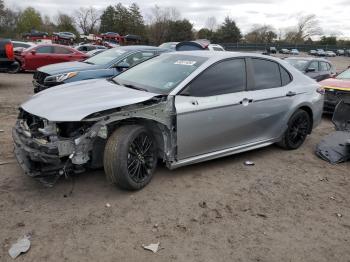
[75,7,99,35]
[205,16,217,31]
[245,24,277,43]
[296,14,322,40]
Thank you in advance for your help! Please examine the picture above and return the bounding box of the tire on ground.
[103,125,157,190]
[277,109,311,150]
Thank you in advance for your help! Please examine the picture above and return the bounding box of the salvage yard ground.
[0,54,350,261]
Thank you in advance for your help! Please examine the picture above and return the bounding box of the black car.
[33,46,170,93]
[0,39,19,72]
[285,57,336,82]
[22,30,49,39]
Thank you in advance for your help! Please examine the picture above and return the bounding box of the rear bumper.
[0,60,19,72]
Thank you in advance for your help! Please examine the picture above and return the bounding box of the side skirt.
[168,139,278,170]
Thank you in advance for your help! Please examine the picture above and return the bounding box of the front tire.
[277,109,311,150]
[104,125,158,190]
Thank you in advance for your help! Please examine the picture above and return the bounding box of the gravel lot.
[0,55,350,262]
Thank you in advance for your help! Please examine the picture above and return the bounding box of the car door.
[175,58,252,160]
[25,46,54,70]
[305,60,320,80]
[52,46,75,63]
[242,58,295,143]
[318,61,331,81]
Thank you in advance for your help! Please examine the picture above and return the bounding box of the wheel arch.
[296,105,314,133]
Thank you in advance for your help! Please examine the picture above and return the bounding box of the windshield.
[84,48,126,65]
[285,59,309,71]
[159,42,178,50]
[113,54,208,94]
[336,69,350,80]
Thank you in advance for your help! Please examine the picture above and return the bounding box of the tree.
[75,7,99,35]
[41,15,56,34]
[214,16,241,43]
[16,7,42,33]
[284,14,322,43]
[128,3,145,36]
[56,13,77,33]
[197,28,213,40]
[100,5,116,33]
[320,36,337,45]
[245,25,277,43]
[165,19,193,42]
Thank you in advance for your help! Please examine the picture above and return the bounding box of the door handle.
[286,91,297,97]
[190,100,199,105]
[239,98,253,106]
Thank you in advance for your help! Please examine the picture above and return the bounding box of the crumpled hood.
[38,61,102,75]
[320,78,350,90]
[21,79,160,121]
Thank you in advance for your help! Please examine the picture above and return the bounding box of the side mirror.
[306,67,316,72]
[31,50,36,55]
[115,61,130,71]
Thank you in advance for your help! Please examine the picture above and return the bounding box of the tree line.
[0,0,348,46]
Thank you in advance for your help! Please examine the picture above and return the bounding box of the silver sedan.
[13,51,324,190]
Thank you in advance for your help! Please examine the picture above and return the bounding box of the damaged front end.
[12,109,107,184]
[12,95,176,185]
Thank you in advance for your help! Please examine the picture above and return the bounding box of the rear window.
[319,62,328,71]
[285,59,308,71]
[251,58,281,90]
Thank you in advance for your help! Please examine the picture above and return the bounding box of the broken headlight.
[45,72,78,83]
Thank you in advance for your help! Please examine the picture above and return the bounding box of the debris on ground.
[8,234,31,259]
[142,242,160,253]
[336,213,343,218]
[319,177,329,182]
[105,203,111,208]
[330,196,336,200]
[199,201,207,208]
[0,161,15,166]
[244,160,255,166]
[0,129,4,132]
[256,213,267,219]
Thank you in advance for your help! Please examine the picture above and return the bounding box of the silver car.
[13,51,324,190]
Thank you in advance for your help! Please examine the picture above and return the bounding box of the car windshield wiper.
[83,61,95,65]
[123,84,148,92]
[109,78,122,85]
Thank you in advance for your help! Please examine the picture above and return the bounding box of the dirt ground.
[0,55,350,262]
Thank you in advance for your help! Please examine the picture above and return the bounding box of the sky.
[4,0,350,37]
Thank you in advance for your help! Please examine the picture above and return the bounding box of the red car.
[16,44,88,71]
[320,67,350,113]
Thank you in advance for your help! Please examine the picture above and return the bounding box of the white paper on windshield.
[174,60,197,66]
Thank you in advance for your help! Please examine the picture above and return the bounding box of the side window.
[308,61,319,72]
[213,47,224,51]
[184,59,246,97]
[319,62,328,71]
[326,63,331,71]
[36,46,53,54]
[54,46,73,54]
[251,58,281,90]
[280,66,292,86]
[121,52,155,67]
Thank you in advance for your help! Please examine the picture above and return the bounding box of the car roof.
[117,45,169,52]
[285,56,328,61]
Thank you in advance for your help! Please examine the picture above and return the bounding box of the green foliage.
[100,3,145,36]
[213,17,241,43]
[197,28,213,40]
[165,19,193,42]
[17,7,43,33]
[319,36,337,45]
[56,13,78,34]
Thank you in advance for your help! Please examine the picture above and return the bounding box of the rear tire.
[277,109,311,150]
[103,125,158,190]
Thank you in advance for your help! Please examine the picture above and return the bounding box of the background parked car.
[319,68,350,113]
[0,39,19,73]
[159,42,179,50]
[285,57,336,82]
[208,44,225,51]
[12,41,36,49]
[10,41,36,73]
[325,51,336,57]
[75,44,107,53]
[33,46,169,92]
[290,48,299,55]
[22,30,49,39]
[309,50,317,55]
[345,50,350,57]
[17,44,88,72]
[336,49,345,56]
[316,49,326,56]
[53,32,76,41]
[279,48,290,54]
[86,49,106,57]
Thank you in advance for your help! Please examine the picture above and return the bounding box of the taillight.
[5,42,14,60]
[316,87,325,95]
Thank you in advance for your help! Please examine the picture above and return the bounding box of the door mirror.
[31,50,36,55]
[306,67,316,72]
[115,61,130,71]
